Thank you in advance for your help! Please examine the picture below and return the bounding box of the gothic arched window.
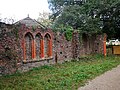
[35,33,43,59]
[24,32,33,60]
[44,33,52,58]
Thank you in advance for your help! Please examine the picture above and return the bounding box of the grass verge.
[0,55,120,90]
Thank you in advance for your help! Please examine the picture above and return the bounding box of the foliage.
[79,18,102,35]
[48,0,120,39]
[48,0,102,34]
[64,26,73,41]
[59,25,74,41]
[37,11,52,27]
[52,24,73,41]
[1,55,120,90]
[99,1,120,39]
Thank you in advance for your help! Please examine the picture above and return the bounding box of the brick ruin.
[0,17,105,75]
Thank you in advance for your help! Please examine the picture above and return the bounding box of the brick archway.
[44,33,52,58]
[24,32,34,61]
[35,33,44,59]
[23,31,52,62]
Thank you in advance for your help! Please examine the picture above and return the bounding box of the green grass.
[1,55,120,90]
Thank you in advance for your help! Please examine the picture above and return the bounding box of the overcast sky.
[0,0,50,22]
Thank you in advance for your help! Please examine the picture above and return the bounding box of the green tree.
[48,0,120,39]
[48,0,103,34]
[37,11,52,27]
[99,1,120,39]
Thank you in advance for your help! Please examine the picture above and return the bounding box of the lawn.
[0,55,120,90]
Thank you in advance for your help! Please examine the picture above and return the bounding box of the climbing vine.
[52,24,73,41]
[64,26,73,41]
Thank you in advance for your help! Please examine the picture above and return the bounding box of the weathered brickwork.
[0,23,19,75]
[72,31,80,59]
[79,33,104,56]
[53,32,72,63]
[0,17,105,75]
[16,24,54,72]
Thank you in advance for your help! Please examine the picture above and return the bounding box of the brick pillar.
[72,31,79,59]
[33,39,36,59]
[40,39,44,58]
[31,39,36,59]
[32,40,34,59]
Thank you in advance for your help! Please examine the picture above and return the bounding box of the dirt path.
[78,65,120,90]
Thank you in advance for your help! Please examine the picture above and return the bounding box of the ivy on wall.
[52,24,73,41]
[64,26,73,41]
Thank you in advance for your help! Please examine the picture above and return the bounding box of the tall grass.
[0,55,120,90]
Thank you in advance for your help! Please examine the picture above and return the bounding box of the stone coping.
[22,57,53,64]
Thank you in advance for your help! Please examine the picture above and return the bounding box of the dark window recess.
[60,52,62,54]
[66,46,68,48]
[97,43,99,45]
[95,50,97,52]
[54,38,56,40]
[65,56,67,58]
[57,41,60,43]
[76,45,78,48]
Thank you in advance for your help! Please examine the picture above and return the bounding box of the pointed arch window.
[24,32,34,61]
[35,33,43,59]
[23,32,53,62]
[44,33,52,58]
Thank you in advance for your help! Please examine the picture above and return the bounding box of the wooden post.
[103,34,107,57]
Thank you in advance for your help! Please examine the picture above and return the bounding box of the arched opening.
[44,33,52,58]
[35,33,43,59]
[82,33,89,54]
[24,32,33,61]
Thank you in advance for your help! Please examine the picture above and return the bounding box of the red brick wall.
[53,32,72,63]
[53,31,104,62]
[0,23,105,75]
[0,23,19,75]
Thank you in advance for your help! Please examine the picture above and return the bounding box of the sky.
[0,0,50,22]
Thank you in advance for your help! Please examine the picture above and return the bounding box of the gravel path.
[78,65,120,90]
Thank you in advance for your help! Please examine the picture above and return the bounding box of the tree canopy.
[37,11,52,27]
[48,0,120,39]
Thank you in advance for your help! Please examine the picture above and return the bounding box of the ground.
[78,65,120,90]
[0,55,120,90]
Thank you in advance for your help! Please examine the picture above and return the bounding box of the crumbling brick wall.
[72,31,80,59]
[79,33,104,56]
[54,31,104,61]
[0,23,19,75]
[15,24,55,72]
[53,32,72,63]
[0,22,105,75]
